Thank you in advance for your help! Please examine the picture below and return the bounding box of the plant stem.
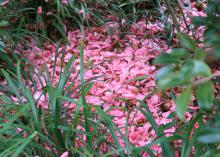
[193,72,220,86]
[164,0,181,32]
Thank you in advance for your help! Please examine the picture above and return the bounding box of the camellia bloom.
[37,6,42,15]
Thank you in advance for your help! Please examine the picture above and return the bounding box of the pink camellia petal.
[109,110,124,117]
[60,151,68,157]
[79,9,83,14]
[150,95,160,105]
[61,0,69,5]
[37,6,42,15]
[16,128,22,133]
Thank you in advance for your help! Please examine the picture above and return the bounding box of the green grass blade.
[138,100,174,157]
[12,131,37,157]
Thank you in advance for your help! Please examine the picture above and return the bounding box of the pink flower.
[150,95,160,105]
[60,151,68,157]
[37,6,42,15]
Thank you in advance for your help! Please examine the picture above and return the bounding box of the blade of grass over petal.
[181,112,205,157]
[138,100,174,157]
[12,131,37,157]
[79,41,93,149]
[1,69,23,103]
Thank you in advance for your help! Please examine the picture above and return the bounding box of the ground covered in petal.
[14,2,208,155]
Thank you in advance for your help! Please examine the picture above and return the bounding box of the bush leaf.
[192,60,212,77]
[178,33,197,50]
[197,128,220,144]
[153,53,180,64]
[196,81,214,109]
[175,87,192,120]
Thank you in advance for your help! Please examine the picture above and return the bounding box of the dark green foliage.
[153,0,220,156]
[154,32,214,113]
[193,0,220,58]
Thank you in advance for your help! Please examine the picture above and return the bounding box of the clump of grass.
[0,44,133,156]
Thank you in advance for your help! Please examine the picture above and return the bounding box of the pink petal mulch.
[11,1,207,156]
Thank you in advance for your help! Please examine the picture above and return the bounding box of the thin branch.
[164,0,181,32]
[193,71,220,86]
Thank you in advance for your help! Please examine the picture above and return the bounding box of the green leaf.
[153,48,189,65]
[178,33,197,50]
[192,60,212,77]
[12,132,37,157]
[197,128,220,144]
[138,101,174,156]
[214,45,220,59]
[94,105,124,156]
[25,88,41,131]
[129,75,150,81]
[156,65,175,80]
[175,87,192,120]
[198,133,220,144]
[156,66,187,90]
[1,69,22,103]
[153,53,179,64]
[57,55,75,96]
[181,112,204,157]
[196,81,214,109]
[0,20,9,27]
[192,16,207,26]
[180,61,194,81]
[157,73,184,90]
[171,48,190,57]
[156,62,194,90]
[0,41,5,49]
[195,48,207,60]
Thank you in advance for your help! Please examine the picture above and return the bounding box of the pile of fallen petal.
[10,1,207,156]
